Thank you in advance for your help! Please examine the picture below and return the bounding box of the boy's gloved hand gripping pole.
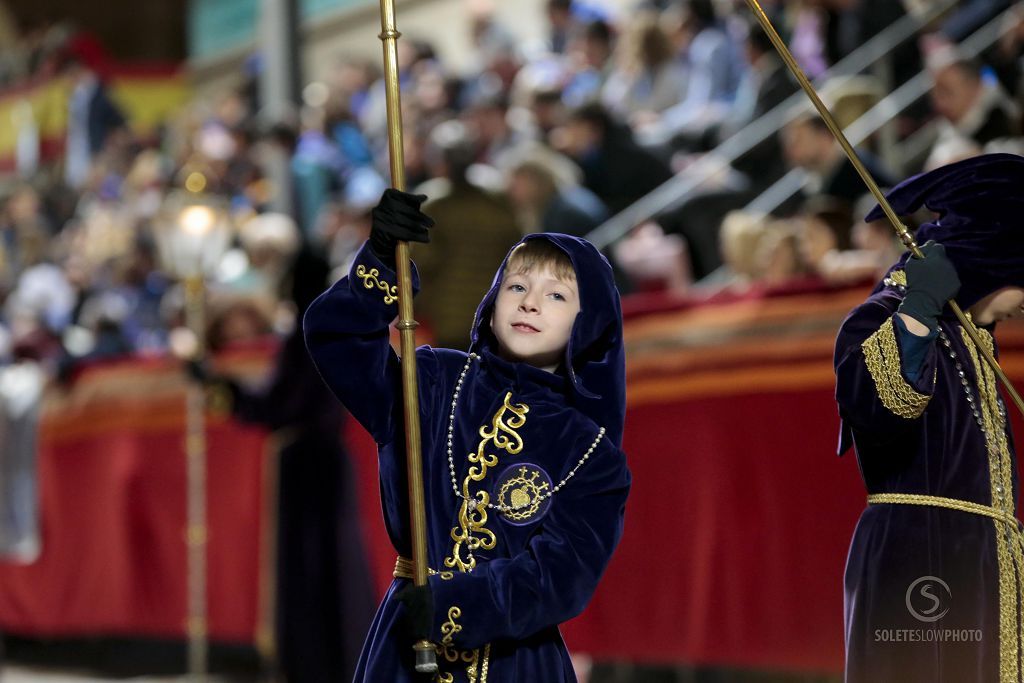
[377,0,438,673]
[743,0,1024,419]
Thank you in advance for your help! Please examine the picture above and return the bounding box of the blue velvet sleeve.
[426,442,631,650]
[834,298,938,436]
[893,314,939,384]
[303,241,430,445]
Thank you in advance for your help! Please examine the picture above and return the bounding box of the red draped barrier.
[0,349,274,643]
[3,285,1024,673]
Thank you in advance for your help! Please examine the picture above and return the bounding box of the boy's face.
[491,263,580,372]
[968,286,1024,326]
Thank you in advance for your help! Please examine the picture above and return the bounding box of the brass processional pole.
[377,0,439,674]
[743,0,1024,417]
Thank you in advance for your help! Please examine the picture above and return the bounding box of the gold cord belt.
[868,493,1020,528]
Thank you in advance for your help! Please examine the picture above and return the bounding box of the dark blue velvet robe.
[304,235,631,682]
[835,276,1021,682]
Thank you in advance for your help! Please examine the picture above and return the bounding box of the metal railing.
[744,5,1019,215]
[584,0,957,249]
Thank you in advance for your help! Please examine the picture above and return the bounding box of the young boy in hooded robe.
[304,188,631,682]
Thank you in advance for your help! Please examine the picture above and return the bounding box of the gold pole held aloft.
[743,0,1024,418]
[377,0,438,673]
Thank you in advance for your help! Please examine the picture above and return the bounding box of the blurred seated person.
[721,18,800,191]
[505,150,608,235]
[693,208,769,292]
[611,221,691,293]
[205,295,275,353]
[601,11,689,125]
[755,219,807,286]
[781,111,896,206]
[798,195,883,285]
[924,52,1021,170]
[318,166,386,281]
[412,120,522,350]
[557,102,674,214]
[562,19,616,108]
[636,0,743,149]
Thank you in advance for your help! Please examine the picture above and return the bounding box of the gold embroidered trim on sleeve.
[861,317,932,419]
[355,264,398,304]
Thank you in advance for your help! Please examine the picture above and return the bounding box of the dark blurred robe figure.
[214,245,375,682]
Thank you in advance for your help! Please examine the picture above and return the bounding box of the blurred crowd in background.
[1,0,1024,375]
[2,1,1024,680]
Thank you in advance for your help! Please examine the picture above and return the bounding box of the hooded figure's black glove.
[899,240,961,330]
[395,582,434,643]
[369,189,434,268]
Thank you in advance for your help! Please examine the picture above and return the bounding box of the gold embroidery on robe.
[355,264,398,304]
[962,326,1024,682]
[862,317,933,418]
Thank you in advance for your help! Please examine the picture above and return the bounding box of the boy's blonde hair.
[504,239,577,282]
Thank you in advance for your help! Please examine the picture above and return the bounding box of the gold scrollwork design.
[355,264,398,304]
[445,392,529,573]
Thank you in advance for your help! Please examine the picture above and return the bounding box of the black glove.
[369,189,434,268]
[395,582,434,643]
[899,240,961,330]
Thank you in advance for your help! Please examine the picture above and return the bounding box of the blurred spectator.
[319,166,386,280]
[413,120,523,350]
[291,108,346,237]
[723,18,800,190]
[1,186,52,294]
[611,221,691,292]
[505,150,608,235]
[992,4,1024,108]
[796,196,852,280]
[756,219,806,285]
[699,208,770,291]
[845,192,904,278]
[559,102,674,214]
[602,11,689,124]
[61,50,127,190]
[940,0,1013,43]
[781,111,896,205]
[925,53,1021,169]
[463,86,531,169]
[789,0,831,79]
[563,19,616,108]
[546,0,576,54]
[231,212,303,302]
[205,296,274,353]
[637,0,742,147]
[0,356,44,563]
[832,0,922,89]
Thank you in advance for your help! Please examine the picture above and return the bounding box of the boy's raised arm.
[303,189,434,445]
[303,241,411,444]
